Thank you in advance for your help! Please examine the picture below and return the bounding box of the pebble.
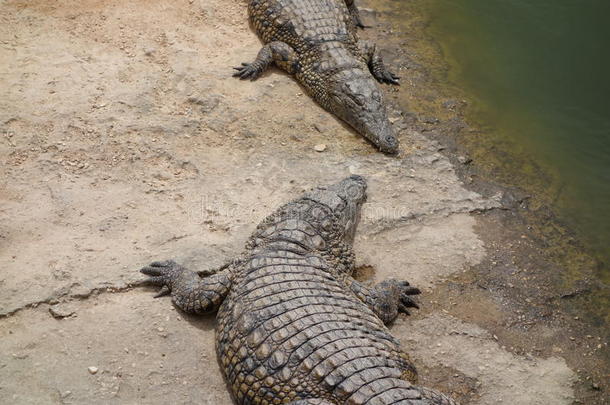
[421,116,439,124]
[49,305,75,319]
[313,123,326,133]
[457,155,472,165]
[88,366,99,375]
[314,144,327,152]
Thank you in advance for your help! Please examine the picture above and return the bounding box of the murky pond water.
[388,0,610,281]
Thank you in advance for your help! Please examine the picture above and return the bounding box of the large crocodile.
[141,176,457,404]
[233,0,400,154]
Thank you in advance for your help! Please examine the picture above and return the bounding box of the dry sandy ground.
[0,0,581,404]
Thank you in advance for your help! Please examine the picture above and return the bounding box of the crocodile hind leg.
[233,41,298,80]
[418,387,460,405]
[347,278,421,324]
[358,40,400,85]
[140,260,232,314]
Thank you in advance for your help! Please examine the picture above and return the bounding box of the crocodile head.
[328,70,398,154]
[305,175,368,243]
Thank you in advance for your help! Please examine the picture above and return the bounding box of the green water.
[421,0,610,278]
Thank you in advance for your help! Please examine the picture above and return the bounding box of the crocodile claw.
[232,62,263,81]
[377,71,400,86]
[140,260,183,297]
[153,285,171,298]
[396,281,420,315]
[400,294,420,309]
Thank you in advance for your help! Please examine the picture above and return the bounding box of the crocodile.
[232,0,401,154]
[141,175,457,405]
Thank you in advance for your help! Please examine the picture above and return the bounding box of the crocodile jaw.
[329,70,399,154]
[306,175,368,243]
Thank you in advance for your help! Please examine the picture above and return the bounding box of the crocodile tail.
[419,386,460,405]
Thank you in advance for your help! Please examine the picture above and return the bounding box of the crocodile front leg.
[358,40,400,85]
[233,41,298,80]
[140,260,232,314]
[344,0,368,29]
[196,256,243,277]
[347,277,421,324]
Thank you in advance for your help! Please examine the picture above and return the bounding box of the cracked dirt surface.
[399,314,576,405]
[0,0,598,404]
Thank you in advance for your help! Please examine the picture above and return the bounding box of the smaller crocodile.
[233,0,401,154]
[141,176,458,404]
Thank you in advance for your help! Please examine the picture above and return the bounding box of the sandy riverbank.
[0,0,607,403]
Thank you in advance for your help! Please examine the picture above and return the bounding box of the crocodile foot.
[381,279,421,313]
[373,68,400,85]
[355,21,372,29]
[141,260,233,314]
[396,281,421,313]
[372,279,421,323]
[140,260,186,298]
[360,40,401,86]
[233,62,265,81]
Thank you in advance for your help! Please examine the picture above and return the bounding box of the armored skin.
[233,0,400,154]
[141,176,458,405]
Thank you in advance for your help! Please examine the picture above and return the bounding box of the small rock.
[313,144,327,152]
[442,99,459,110]
[457,155,472,165]
[241,130,257,138]
[88,366,99,375]
[313,123,326,133]
[421,116,439,124]
[187,95,222,113]
[49,305,75,319]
